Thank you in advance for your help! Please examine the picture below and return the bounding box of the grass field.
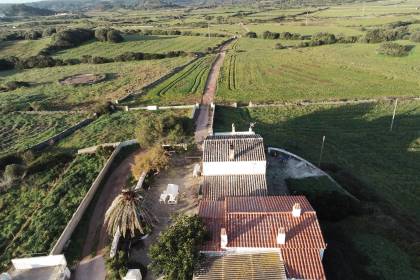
[216,38,420,104]
[0,151,109,270]
[214,100,420,279]
[127,55,214,106]
[0,56,191,111]
[0,112,87,156]
[58,109,192,150]
[54,35,225,59]
[0,38,51,58]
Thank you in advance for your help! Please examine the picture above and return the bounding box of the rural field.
[0,56,191,111]
[214,101,420,279]
[217,38,420,103]
[0,112,87,156]
[54,34,226,59]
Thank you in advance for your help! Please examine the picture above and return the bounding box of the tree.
[104,189,155,238]
[245,32,257,38]
[95,28,108,42]
[410,31,420,43]
[107,29,124,43]
[131,144,169,179]
[135,116,164,149]
[149,215,207,280]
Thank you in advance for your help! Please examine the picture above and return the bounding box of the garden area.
[214,100,420,279]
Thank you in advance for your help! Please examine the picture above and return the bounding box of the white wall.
[12,255,66,270]
[202,161,266,176]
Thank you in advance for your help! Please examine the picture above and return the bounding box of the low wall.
[267,147,356,199]
[30,118,93,152]
[50,140,137,255]
[128,104,196,111]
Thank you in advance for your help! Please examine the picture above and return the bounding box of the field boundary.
[50,139,138,255]
[222,96,420,108]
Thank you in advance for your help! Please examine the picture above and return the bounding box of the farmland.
[0,56,191,111]
[0,112,87,156]
[214,101,420,279]
[217,38,420,104]
[126,55,214,106]
[54,35,226,60]
[0,37,51,58]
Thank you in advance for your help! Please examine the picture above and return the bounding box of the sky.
[0,0,44,3]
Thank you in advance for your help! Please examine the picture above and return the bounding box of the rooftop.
[194,252,287,280]
[199,196,327,280]
[203,134,266,162]
[202,175,268,201]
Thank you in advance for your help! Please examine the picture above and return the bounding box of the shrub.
[4,81,30,90]
[94,28,108,42]
[42,27,56,37]
[312,32,337,45]
[262,30,280,39]
[24,30,42,40]
[363,27,409,43]
[131,144,169,179]
[50,28,94,50]
[114,52,144,62]
[245,32,257,38]
[105,251,128,280]
[17,55,62,69]
[377,42,409,57]
[93,101,115,115]
[0,57,16,71]
[3,164,26,181]
[410,31,420,42]
[149,215,207,280]
[274,43,284,49]
[107,29,124,43]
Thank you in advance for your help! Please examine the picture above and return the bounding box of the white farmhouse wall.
[202,161,266,176]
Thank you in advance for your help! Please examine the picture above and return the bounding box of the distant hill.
[0,4,55,17]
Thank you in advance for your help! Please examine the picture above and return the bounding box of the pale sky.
[0,0,44,3]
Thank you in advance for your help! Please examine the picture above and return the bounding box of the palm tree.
[105,189,155,238]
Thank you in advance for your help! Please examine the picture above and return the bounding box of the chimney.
[221,228,228,249]
[231,123,236,133]
[292,203,301,218]
[277,227,286,245]
[228,144,235,161]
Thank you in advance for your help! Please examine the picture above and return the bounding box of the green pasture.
[0,38,51,58]
[217,38,420,104]
[54,35,225,59]
[0,56,190,111]
[0,112,87,156]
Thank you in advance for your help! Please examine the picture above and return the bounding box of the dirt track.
[194,40,234,145]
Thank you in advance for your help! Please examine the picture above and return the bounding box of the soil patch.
[59,73,107,86]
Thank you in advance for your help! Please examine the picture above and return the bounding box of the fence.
[50,140,138,255]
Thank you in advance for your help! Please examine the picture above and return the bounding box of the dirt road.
[73,150,141,280]
[194,40,234,145]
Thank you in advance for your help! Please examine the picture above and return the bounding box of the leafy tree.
[107,29,124,43]
[135,116,165,149]
[104,189,155,238]
[94,28,108,42]
[149,215,207,280]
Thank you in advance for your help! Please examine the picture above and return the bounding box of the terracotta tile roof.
[203,175,268,201]
[198,196,327,280]
[203,134,266,162]
[194,252,287,280]
[226,196,314,213]
[281,248,326,280]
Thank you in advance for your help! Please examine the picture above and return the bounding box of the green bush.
[4,81,30,90]
[4,164,26,181]
[312,32,337,45]
[410,31,420,42]
[24,30,42,40]
[107,29,124,43]
[106,251,128,280]
[377,42,409,57]
[42,27,56,37]
[50,28,94,50]
[149,215,207,280]
[274,43,285,49]
[262,30,280,39]
[245,32,257,38]
[363,27,409,43]
[94,28,109,42]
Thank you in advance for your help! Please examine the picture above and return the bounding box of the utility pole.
[208,22,210,41]
[362,1,366,17]
[390,99,398,132]
[305,11,309,26]
[318,135,326,167]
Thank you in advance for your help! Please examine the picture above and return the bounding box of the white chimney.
[221,228,228,249]
[276,227,286,245]
[228,144,235,161]
[231,123,236,133]
[292,203,301,218]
